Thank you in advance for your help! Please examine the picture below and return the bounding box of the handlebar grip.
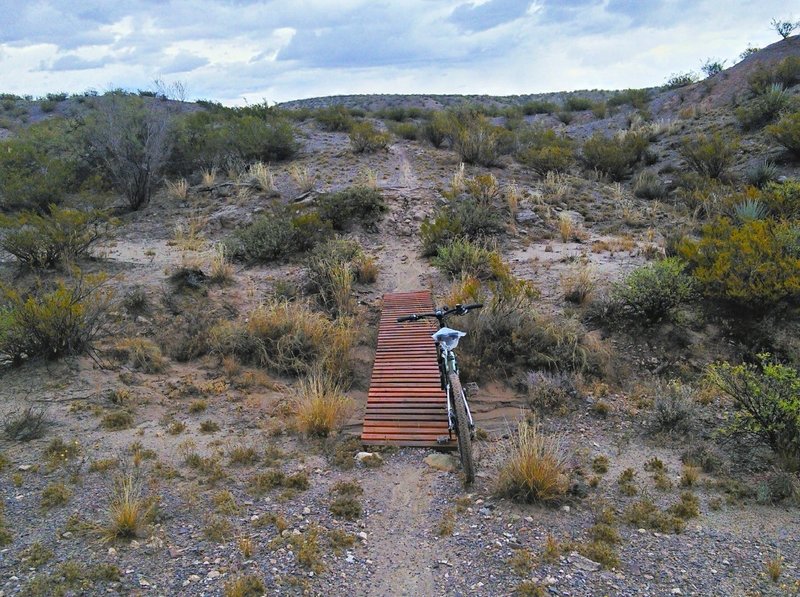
[464,303,484,310]
[396,315,417,322]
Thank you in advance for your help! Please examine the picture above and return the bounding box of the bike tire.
[448,372,475,485]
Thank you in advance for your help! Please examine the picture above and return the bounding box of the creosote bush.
[0,206,116,269]
[517,128,575,175]
[420,198,506,256]
[679,132,738,179]
[349,121,390,153]
[611,257,697,324]
[316,186,386,231]
[678,218,800,307]
[767,110,800,157]
[495,420,569,504]
[581,132,647,181]
[305,238,365,317]
[0,274,112,364]
[708,354,800,467]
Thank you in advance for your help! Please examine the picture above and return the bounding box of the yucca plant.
[734,198,768,222]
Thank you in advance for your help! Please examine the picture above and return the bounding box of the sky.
[0,0,795,105]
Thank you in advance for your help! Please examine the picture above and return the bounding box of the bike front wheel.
[448,372,475,485]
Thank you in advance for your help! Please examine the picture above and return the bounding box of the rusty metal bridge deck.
[361,291,455,448]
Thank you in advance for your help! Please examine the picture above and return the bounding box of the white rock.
[671,589,682,595]
[188,575,201,583]
[17,465,32,471]
[562,505,571,513]
[108,547,117,556]
[207,570,221,580]
[303,507,311,515]
[358,532,368,541]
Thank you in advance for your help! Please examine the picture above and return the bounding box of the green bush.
[316,186,386,231]
[749,56,800,94]
[172,110,297,172]
[0,274,112,364]
[607,88,650,109]
[432,238,497,279]
[521,100,557,115]
[581,132,647,181]
[226,207,331,263]
[389,122,419,140]
[664,72,698,89]
[451,113,509,166]
[736,84,793,130]
[612,258,697,323]
[0,206,116,268]
[517,129,575,175]
[759,180,800,220]
[314,106,353,132]
[679,132,738,179]
[708,354,800,467]
[349,121,390,153]
[678,218,800,307]
[422,111,452,148]
[419,198,506,256]
[632,171,666,200]
[0,121,81,211]
[767,111,800,157]
[305,238,364,316]
[563,96,593,111]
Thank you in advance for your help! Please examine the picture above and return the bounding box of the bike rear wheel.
[448,372,475,485]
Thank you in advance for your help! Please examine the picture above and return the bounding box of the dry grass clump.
[166,178,189,201]
[329,496,362,520]
[4,405,49,441]
[172,215,207,251]
[104,474,153,541]
[209,243,235,284]
[113,337,167,373]
[294,372,352,437]
[766,554,783,583]
[289,163,316,193]
[41,482,71,509]
[354,254,379,283]
[224,574,266,597]
[101,410,134,431]
[210,299,354,381]
[561,264,596,304]
[199,420,221,433]
[247,162,276,194]
[228,444,259,466]
[201,168,217,186]
[495,420,570,504]
[204,515,233,542]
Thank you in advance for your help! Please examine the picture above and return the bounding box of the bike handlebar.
[396,303,483,323]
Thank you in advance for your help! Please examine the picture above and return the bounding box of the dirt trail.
[360,462,437,596]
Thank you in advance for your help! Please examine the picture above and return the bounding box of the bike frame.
[434,337,475,441]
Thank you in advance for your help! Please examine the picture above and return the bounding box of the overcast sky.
[0,1,794,105]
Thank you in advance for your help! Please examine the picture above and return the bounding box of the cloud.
[449,0,534,32]
[0,0,793,104]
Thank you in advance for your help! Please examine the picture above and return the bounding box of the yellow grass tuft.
[495,419,569,504]
[293,372,352,437]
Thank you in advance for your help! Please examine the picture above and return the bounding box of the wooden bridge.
[361,291,455,448]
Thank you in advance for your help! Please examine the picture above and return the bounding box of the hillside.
[0,37,799,596]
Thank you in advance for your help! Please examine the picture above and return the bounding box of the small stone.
[188,575,201,583]
[524,516,534,523]
[424,453,458,472]
[638,528,647,534]
[346,553,355,564]
[303,507,311,515]
[61,531,73,539]
[17,465,32,471]
[207,570,221,580]
[568,551,601,572]
[250,515,260,522]
[671,589,682,595]
[545,576,557,585]
[562,505,571,513]
[130,540,140,549]
[108,547,117,556]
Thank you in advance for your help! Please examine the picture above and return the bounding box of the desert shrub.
[389,122,419,140]
[420,198,506,256]
[679,132,738,179]
[519,370,577,412]
[708,354,800,467]
[750,56,800,95]
[521,100,557,115]
[305,238,364,316]
[209,300,353,380]
[101,410,134,431]
[736,84,793,131]
[664,72,698,89]
[422,111,452,147]
[4,405,49,440]
[349,121,390,153]
[612,257,697,323]
[161,298,220,362]
[172,108,296,172]
[329,496,362,520]
[759,180,800,219]
[563,96,593,111]
[432,238,497,279]
[0,274,111,364]
[517,128,575,175]
[84,95,173,210]
[451,112,508,166]
[294,371,352,437]
[315,106,353,132]
[560,264,595,304]
[495,420,569,504]
[226,206,331,263]
[649,380,697,435]
[607,88,649,109]
[678,218,800,307]
[316,186,386,231]
[767,110,800,157]
[632,170,666,200]
[733,198,768,223]
[581,132,647,181]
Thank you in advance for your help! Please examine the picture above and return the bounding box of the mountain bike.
[397,303,483,484]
